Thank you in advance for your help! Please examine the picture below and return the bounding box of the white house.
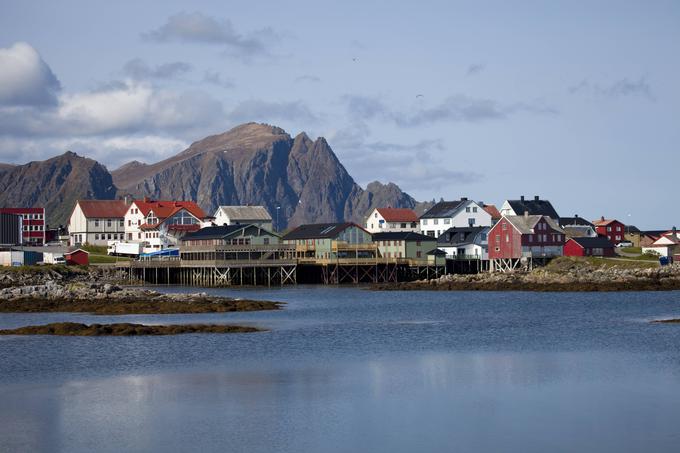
[437,226,490,260]
[67,200,128,246]
[124,199,209,251]
[642,230,680,257]
[214,206,273,231]
[365,208,420,233]
[419,198,492,238]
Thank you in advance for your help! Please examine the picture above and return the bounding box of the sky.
[0,0,678,228]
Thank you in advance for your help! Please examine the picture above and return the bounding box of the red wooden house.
[563,237,615,257]
[488,214,566,260]
[592,217,625,244]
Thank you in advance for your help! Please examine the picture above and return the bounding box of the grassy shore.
[0,322,261,336]
[0,297,281,314]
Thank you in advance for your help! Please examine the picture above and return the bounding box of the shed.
[563,237,615,257]
[65,249,90,266]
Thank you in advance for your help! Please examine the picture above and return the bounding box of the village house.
[371,231,437,261]
[488,214,566,262]
[559,215,597,238]
[365,208,420,233]
[67,200,128,246]
[213,206,273,231]
[624,226,666,247]
[0,207,46,245]
[282,223,375,261]
[437,226,491,260]
[0,212,22,245]
[642,228,680,258]
[592,217,626,244]
[419,198,493,239]
[124,198,209,251]
[500,196,560,220]
[563,236,616,257]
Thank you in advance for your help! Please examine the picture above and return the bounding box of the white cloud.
[227,99,318,124]
[0,42,61,106]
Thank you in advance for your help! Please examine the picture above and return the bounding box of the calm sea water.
[1,286,680,453]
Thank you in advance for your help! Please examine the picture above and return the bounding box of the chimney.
[575,214,579,218]
[143,196,149,203]
[524,210,529,218]
[461,197,468,201]
[520,195,525,201]
[673,226,678,238]
[534,195,539,201]
[123,195,131,206]
[601,216,605,221]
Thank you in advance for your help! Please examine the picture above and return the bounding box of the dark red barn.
[488,214,566,260]
[563,237,616,257]
[65,249,89,266]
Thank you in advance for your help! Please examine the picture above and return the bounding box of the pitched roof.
[481,204,501,220]
[375,208,419,223]
[507,198,559,219]
[133,200,206,220]
[282,223,363,240]
[181,224,277,241]
[420,200,467,219]
[568,237,615,249]
[372,231,434,241]
[217,205,272,221]
[559,216,594,227]
[438,226,489,246]
[592,218,622,227]
[77,200,128,218]
[503,215,565,235]
[563,225,595,238]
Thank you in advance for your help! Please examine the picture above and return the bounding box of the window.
[401,223,406,228]
[416,251,422,258]
[433,219,438,225]
[505,234,510,243]
[138,233,141,239]
[107,219,112,228]
[264,237,270,245]
[468,218,476,226]
[107,234,112,240]
[480,233,487,241]
[444,218,450,224]
[374,213,377,218]
[607,226,612,232]
[423,219,428,225]
[615,235,621,241]
[616,226,621,231]
[472,207,477,213]
[94,219,100,227]
[119,219,124,227]
[167,210,199,225]
[529,234,533,242]
[128,220,131,226]
[495,234,500,243]
[502,223,507,230]
[466,207,471,213]
[95,234,99,240]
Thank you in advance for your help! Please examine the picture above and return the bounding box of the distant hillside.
[0,151,116,226]
[112,123,420,229]
[1,123,428,229]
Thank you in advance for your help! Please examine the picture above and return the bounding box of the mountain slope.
[113,123,418,229]
[0,151,116,226]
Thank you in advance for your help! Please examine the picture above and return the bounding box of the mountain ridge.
[1,123,424,229]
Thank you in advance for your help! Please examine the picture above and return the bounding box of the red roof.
[376,208,418,222]
[482,204,501,219]
[592,218,622,227]
[0,207,44,214]
[77,200,128,218]
[132,199,206,220]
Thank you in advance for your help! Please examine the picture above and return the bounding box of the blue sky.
[0,0,678,228]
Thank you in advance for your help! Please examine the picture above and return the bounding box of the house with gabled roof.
[488,214,566,262]
[282,222,375,260]
[560,215,597,238]
[500,196,560,220]
[365,207,419,233]
[214,206,273,231]
[67,200,128,246]
[124,198,209,251]
[419,198,493,239]
[642,228,680,258]
[592,217,626,245]
[437,226,491,260]
[564,236,616,257]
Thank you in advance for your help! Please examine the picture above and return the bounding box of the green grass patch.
[88,254,130,264]
[620,246,642,254]
[79,244,108,254]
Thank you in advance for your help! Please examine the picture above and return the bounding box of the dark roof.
[559,216,594,227]
[568,237,615,249]
[427,248,447,256]
[181,224,267,241]
[507,198,559,219]
[437,227,488,246]
[372,232,435,241]
[282,223,361,240]
[626,225,641,233]
[420,200,467,219]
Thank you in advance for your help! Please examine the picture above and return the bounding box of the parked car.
[615,241,633,248]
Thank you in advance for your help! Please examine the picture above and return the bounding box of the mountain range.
[0,123,429,228]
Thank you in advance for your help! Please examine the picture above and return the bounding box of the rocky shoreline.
[373,259,680,292]
[0,267,280,314]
